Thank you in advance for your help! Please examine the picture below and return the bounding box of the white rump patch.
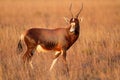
[20,34,24,40]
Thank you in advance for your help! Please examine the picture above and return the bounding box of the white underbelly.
[36,45,61,55]
[36,45,50,53]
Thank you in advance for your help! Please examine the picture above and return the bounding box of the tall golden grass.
[0,0,120,80]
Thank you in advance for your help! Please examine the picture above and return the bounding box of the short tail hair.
[17,39,23,54]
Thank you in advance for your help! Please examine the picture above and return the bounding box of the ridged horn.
[76,3,83,18]
[69,3,73,17]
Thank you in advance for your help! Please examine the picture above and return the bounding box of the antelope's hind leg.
[23,47,36,69]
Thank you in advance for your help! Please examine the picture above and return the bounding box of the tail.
[17,39,23,54]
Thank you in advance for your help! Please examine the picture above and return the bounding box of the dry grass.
[0,0,120,80]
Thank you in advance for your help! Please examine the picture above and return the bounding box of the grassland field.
[0,0,120,80]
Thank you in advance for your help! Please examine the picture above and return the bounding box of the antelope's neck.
[75,25,80,35]
[65,25,80,49]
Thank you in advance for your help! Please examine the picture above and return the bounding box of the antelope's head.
[65,4,83,33]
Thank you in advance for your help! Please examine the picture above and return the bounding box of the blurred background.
[0,0,120,80]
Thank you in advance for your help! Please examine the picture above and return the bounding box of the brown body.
[25,27,79,51]
[17,4,83,75]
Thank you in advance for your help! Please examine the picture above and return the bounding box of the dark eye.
[70,18,74,22]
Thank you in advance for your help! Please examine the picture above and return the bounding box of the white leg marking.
[50,58,58,71]
[49,51,61,71]
[60,50,64,55]
[55,51,60,55]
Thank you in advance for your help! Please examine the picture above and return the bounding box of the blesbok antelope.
[17,4,83,72]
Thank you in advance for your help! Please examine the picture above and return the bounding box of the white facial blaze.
[70,22,75,32]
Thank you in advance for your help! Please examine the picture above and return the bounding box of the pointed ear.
[63,17,70,24]
[79,17,83,23]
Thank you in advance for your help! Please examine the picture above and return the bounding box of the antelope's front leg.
[49,51,61,71]
[62,50,69,76]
